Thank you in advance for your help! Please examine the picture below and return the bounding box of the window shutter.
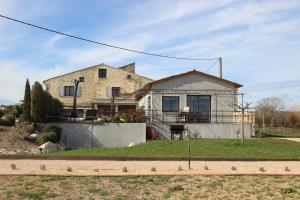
[106,86,112,97]
[59,86,65,96]
[120,88,124,96]
[77,87,82,97]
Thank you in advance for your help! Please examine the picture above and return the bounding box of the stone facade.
[43,63,152,112]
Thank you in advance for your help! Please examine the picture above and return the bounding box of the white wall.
[185,123,251,138]
[138,74,238,123]
[58,123,146,149]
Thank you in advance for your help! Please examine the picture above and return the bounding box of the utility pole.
[219,57,222,78]
[188,128,191,169]
[110,94,116,117]
[262,112,265,133]
[71,77,84,119]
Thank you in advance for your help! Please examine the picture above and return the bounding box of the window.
[187,95,211,122]
[112,87,121,96]
[64,86,75,96]
[162,96,179,112]
[98,69,107,78]
[79,77,84,82]
[127,74,131,79]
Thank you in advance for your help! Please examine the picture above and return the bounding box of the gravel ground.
[1,175,300,199]
[0,126,38,155]
[1,159,300,176]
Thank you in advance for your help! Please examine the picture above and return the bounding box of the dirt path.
[281,138,300,142]
[1,159,300,176]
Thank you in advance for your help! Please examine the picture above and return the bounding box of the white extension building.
[138,70,254,139]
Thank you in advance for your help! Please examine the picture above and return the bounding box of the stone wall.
[43,64,152,108]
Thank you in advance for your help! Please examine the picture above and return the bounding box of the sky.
[0,0,300,109]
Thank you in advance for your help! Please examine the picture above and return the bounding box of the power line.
[204,59,219,73]
[0,14,219,61]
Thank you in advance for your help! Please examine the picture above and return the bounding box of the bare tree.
[288,112,300,127]
[233,102,251,144]
[256,96,285,128]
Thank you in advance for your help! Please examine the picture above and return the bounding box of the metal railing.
[145,109,255,124]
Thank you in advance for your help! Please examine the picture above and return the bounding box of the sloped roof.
[143,70,242,89]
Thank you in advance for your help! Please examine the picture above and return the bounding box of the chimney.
[119,62,135,74]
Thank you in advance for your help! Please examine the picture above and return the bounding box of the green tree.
[23,79,31,121]
[31,81,45,122]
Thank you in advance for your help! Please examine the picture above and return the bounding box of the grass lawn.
[1,175,300,199]
[51,138,300,159]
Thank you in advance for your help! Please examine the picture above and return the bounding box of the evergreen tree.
[23,79,31,121]
[31,81,45,122]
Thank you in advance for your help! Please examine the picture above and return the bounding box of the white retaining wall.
[58,123,146,149]
[185,123,251,139]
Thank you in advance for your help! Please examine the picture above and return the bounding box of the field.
[0,175,299,200]
[264,128,300,138]
[51,139,300,159]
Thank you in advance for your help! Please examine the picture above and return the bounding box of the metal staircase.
[147,113,172,140]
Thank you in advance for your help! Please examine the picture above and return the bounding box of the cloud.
[130,0,235,27]
[241,80,300,107]
[44,34,66,49]
[0,0,300,107]
[244,80,300,93]
[0,59,70,103]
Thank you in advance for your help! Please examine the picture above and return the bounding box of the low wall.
[57,123,146,149]
[185,123,251,139]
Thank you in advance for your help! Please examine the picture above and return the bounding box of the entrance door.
[187,95,211,123]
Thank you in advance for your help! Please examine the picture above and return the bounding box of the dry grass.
[0,125,38,154]
[0,175,300,199]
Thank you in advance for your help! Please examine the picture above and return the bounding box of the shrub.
[37,124,62,144]
[41,124,62,134]
[281,188,296,194]
[23,79,31,122]
[11,122,35,139]
[38,131,59,144]
[4,104,23,118]
[0,110,4,118]
[100,116,111,123]
[0,119,11,126]
[31,82,45,122]
[0,114,15,126]
[95,109,146,123]
[111,115,123,123]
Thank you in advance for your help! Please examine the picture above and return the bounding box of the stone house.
[43,63,152,117]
